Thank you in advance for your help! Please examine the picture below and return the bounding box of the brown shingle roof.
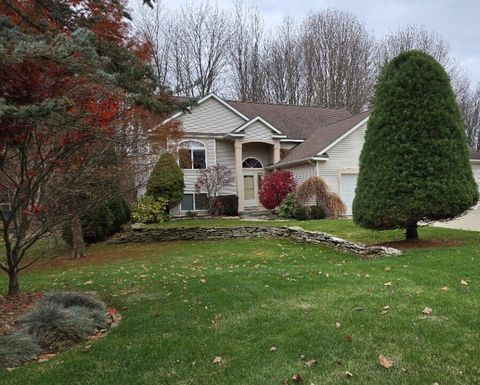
[227,101,352,139]
[274,111,370,167]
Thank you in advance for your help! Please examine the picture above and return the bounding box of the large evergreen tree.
[353,50,478,240]
[0,0,178,295]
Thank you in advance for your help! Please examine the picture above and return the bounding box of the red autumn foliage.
[259,171,296,210]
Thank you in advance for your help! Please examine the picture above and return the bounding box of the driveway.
[433,206,480,231]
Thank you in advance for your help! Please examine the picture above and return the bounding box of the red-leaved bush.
[259,171,296,210]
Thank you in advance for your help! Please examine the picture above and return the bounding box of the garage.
[473,162,480,208]
[340,173,358,216]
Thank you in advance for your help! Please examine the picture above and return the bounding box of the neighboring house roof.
[227,100,352,140]
[273,111,370,168]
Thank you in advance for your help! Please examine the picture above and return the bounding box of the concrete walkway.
[433,207,480,231]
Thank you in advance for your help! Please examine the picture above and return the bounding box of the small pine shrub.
[216,195,238,216]
[292,205,309,220]
[120,197,131,221]
[19,302,98,351]
[0,331,41,369]
[309,205,326,219]
[82,204,114,243]
[132,196,168,224]
[278,194,296,218]
[108,197,129,233]
[146,153,185,208]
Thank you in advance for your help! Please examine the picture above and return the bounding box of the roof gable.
[227,101,353,139]
[163,93,249,125]
[274,111,370,168]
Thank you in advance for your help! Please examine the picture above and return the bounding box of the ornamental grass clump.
[40,292,108,330]
[0,331,42,369]
[296,176,346,218]
[18,302,98,351]
[14,292,109,354]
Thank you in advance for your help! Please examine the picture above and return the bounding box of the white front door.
[243,172,261,207]
[340,173,358,216]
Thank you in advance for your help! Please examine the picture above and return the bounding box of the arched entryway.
[242,157,263,207]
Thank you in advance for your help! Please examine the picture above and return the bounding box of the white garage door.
[473,164,480,208]
[340,173,358,216]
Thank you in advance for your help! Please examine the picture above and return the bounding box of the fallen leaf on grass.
[383,281,392,286]
[345,371,353,378]
[441,286,449,292]
[460,279,469,286]
[38,353,56,363]
[269,346,277,352]
[345,335,353,343]
[384,266,391,271]
[213,356,222,364]
[422,307,433,316]
[305,359,318,368]
[82,344,92,353]
[335,322,341,328]
[378,354,394,368]
[292,374,304,382]
[83,280,93,285]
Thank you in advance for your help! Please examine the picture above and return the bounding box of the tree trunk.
[8,268,19,296]
[406,222,419,241]
[71,213,86,258]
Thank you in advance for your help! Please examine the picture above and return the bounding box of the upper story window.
[179,140,206,169]
[242,158,263,169]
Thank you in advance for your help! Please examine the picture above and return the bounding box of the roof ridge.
[226,99,351,112]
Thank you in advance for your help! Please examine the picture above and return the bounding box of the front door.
[243,173,261,207]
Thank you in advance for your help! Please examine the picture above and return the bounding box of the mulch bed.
[0,292,43,336]
[374,238,464,250]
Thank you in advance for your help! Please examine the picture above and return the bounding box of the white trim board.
[232,116,283,135]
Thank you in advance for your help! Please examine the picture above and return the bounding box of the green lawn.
[1,220,479,384]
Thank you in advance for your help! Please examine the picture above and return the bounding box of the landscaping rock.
[109,226,401,258]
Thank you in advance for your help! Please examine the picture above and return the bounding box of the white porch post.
[235,139,244,212]
[273,140,281,164]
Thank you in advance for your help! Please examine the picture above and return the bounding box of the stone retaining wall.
[109,226,401,258]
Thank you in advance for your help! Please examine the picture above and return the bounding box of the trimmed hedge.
[216,195,238,216]
[62,196,131,245]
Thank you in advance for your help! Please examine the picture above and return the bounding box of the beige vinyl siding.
[179,98,246,134]
[242,121,275,143]
[242,142,272,168]
[316,122,367,194]
[215,139,237,195]
[287,163,317,185]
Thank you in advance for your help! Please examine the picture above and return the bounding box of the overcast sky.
[138,0,480,86]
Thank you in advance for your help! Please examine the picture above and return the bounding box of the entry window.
[242,158,263,169]
[180,193,208,211]
[179,141,206,169]
[244,175,255,200]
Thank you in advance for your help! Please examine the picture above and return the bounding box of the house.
[163,93,480,216]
